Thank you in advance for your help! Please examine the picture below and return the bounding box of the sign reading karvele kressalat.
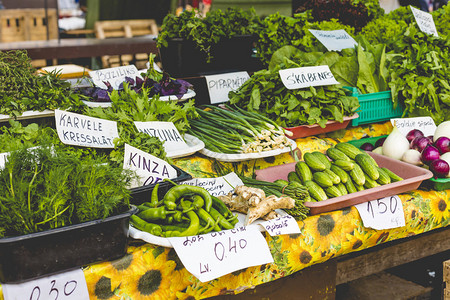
[55,110,119,148]
[279,65,340,90]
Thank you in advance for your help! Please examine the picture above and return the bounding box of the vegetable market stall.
[1,122,447,299]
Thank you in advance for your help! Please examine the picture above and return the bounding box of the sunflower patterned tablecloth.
[1,122,449,300]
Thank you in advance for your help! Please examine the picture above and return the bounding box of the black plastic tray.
[129,165,192,205]
[0,206,137,283]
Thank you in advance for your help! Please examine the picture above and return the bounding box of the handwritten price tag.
[134,121,189,153]
[182,172,243,197]
[309,29,358,51]
[261,215,301,236]
[3,268,89,300]
[410,6,438,37]
[89,65,140,90]
[391,116,436,137]
[355,195,405,230]
[168,226,273,282]
[205,72,250,104]
[279,65,340,90]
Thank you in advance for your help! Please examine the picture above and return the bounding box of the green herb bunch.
[157,8,262,62]
[0,146,132,238]
[432,4,450,39]
[0,50,86,117]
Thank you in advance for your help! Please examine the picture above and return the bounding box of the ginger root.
[219,186,295,225]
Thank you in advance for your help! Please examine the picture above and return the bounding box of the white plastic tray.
[166,134,205,158]
[0,110,55,123]
[199,138,298,162]
[159,89,196,102]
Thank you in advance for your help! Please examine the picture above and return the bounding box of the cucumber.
[355,183,365,191]
[381,167,403,182]
[355,153,379,181]
[349,164,366,186]
[330,164,349,183]
[313,171,334,188]
[325,185,342,198]
[336,182,348,195]
[312,151,331,169]
[274,179,289,186]
[323,168,341,185]
[295,161,313,184]
[335,142,363,160]
[304,152,327,171]
[376,167,391,185]
[288,171,302,183]
[326,147,351,161]
[333,159,355,171]
[304,180,328,201]
[363,173,380,189]
[344,179,357,194]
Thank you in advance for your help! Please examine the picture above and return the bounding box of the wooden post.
[444,260,450,300]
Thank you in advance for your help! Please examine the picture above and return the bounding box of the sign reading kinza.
[55,110,119,148]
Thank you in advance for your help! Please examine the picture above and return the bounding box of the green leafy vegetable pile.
[0,50,85,117]
[0,146,133,238]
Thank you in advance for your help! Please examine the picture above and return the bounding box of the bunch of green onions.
[188,105,293,154]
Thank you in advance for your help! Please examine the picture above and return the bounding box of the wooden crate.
[445,260,450,300]
[0,9,58,43]
[94,19,159,69]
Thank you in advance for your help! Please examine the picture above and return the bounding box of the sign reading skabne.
[309,29,358,51]
[168,226,273,282]
[279,65,340,90]
[123,144,177,188]
[89,65,140,90]
[182,172,243,197]
[3,268,89,300]
[134,121,189,153]
[55,110,119,148]
[205,72,250,104]
[355,195,405,230]
[410,6,438,37]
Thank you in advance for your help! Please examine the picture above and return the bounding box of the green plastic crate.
[351,90,404,126]
[346,135,388,149]
[422,177,450,191]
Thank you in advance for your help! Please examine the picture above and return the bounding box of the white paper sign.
[279,65,340,90]
[309,29,358,51]
[182,172,243,197]
[205,72,250,104]
[134,121,189,153]
[410,6,438,37]
[0,152,8,169]
[391,116,436,137]
[168,226,273,282]
[55,110,119,148]
[355,195,405,230]
[260,215,301,236]
[3,268,89,300]
[123,143,177,188]
[89,65,140,90]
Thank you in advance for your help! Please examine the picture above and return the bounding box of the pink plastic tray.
[255,152,433,215]
[284,114,358,139]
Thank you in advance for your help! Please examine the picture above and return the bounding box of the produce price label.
[89,65,140,90]
[260,215,301,236]
[355,195,405,230]
[279,65,340,90]
[55,110,119,148]
[168,226,273,282]
[391,117,436,137]
[134,121,189,153]
[308,29,358,51]
[0,152,8,169]
[410,6,438,37]
[182,172,243,197]
[123,144,177,188]
[2,268,89,300]
[205,72,250,104]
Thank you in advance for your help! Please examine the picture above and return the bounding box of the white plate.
[166,134,205,158]
[0,110,55,123]
[129,210,287,248]
[158,89,196,102]
[81,100,112,108]
[199,138,298,162]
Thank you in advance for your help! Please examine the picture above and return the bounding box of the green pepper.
[209,207,234,230]
[161,223,190,231]
[227,213,239,226]
[163,184,212,212]
[137,206,177,222]
[197,207,221,232]
[164,210,200,237]
[211,195,232,218]
[191,194,205,210]
[130,215,163,236]
[150,183,160,208]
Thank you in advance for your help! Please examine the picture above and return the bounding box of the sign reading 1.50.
[3,269,89,300]
[355,195,405,230]
[366,196,399,218]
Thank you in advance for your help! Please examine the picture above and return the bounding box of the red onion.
[375,137,386,148]
[411,136,432,152]
[406,129,424,142]
[429,159,450,178]
[421,144,441,165]
[360,143,375,151]
[434,136,450,154]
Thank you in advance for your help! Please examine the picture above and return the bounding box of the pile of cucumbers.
[289,142,403,201]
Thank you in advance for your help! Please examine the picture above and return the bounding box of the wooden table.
[0,36,158,60]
